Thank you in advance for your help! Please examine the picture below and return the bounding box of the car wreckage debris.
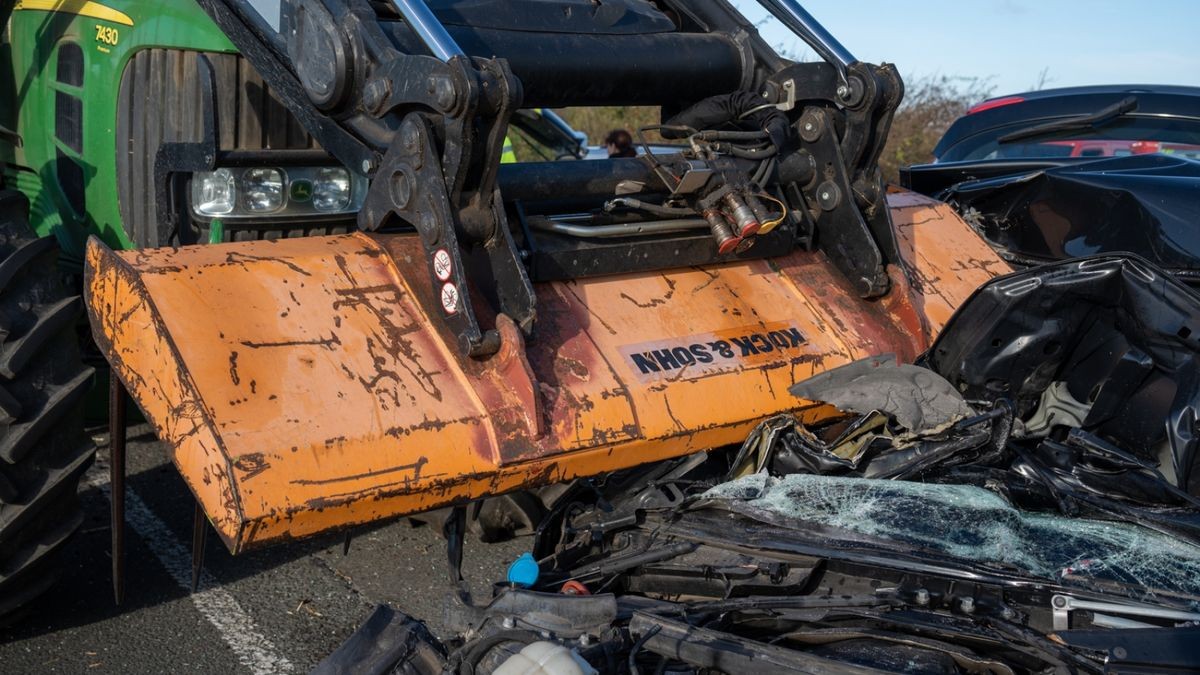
[316,256,1200,674]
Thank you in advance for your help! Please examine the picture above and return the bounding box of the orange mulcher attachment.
[89,0,1010,555]
[85,190,1004,553]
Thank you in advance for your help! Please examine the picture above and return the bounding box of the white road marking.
[85,465,295,675]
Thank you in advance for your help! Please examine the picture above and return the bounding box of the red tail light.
[968,96,1025,115]
[1131,141,1162,154]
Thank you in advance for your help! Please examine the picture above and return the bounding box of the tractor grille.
[115,49,322,247]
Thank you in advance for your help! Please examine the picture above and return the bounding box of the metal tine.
[191,501,207,593]
[108,376,127,605]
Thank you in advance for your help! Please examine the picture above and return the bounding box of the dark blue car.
[903,85,1200,285]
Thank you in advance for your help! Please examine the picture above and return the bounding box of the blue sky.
[731,0,1200,97]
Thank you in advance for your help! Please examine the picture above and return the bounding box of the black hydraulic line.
[729,145,778,159]
[456,630,540,675]
[569,541,698,579]
[628,624,663,675]
[695,130,771,142]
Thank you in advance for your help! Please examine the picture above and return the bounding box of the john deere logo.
[290,179,313,202]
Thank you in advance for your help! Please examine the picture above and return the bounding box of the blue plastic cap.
[506,552,539,587]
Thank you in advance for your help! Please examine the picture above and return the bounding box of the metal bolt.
[914,588,930,606]
[1052,595,1068,608]
[959,596,975,614]
[402,121,421,154]
[803,122,814,132]
[391,169,412,210]
[501,616,515,629]
[419,210,439,245]
[1001,607,1016,620]
[815,181,841,211]
[363,79,390,115]
[360,158,374,174]
[836,84,850,99]
[429,75,456,110]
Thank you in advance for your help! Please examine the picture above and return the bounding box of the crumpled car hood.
[917,154,1200,281]
[316,256,1200,675]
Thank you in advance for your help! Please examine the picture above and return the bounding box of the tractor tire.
[0,189,95,624]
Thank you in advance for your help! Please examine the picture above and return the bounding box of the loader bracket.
[362,114,495,355]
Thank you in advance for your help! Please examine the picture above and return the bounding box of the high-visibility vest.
[501,135,517,163]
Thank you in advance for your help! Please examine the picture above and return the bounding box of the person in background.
[604,129,637,158]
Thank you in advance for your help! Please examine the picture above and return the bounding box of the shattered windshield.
[704,473,1200,602]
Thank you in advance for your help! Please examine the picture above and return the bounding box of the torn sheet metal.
[788,355,974,433]
[927,254,1200,489]
[929,154,1200,284]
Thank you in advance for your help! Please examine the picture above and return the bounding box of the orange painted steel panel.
[84,189,1008,552]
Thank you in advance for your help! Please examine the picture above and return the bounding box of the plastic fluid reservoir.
[492,641,598,675]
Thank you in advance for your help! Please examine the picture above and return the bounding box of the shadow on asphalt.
[1,435,407,643]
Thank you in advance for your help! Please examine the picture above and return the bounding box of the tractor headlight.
[242,168,286,213]
[312,167,351,212]
[191,168,236,216]
[189,165,367,220]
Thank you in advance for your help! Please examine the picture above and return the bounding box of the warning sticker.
[440,282,459,314]
[433,248,453,281]
[618,321,807,382]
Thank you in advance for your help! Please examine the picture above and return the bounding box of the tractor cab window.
[506,109,587,162]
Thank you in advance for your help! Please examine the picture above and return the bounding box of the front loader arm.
[85,0,1010,552]
[194,0,907,355]
[198,0,533,356]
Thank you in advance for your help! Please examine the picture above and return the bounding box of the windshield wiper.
[998,96,1138,144]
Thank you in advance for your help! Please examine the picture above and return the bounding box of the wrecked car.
[902,85,1200,286]
[318,255,1200,674]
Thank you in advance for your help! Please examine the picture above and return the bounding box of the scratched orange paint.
[84,188,1008,553]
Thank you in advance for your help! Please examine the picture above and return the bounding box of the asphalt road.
[0,424,526,674]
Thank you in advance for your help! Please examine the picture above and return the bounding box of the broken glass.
[703,473,1200,603]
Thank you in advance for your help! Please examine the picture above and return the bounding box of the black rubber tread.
[0,189,95,625]
[0,297,82,378]
[0,383,22,425]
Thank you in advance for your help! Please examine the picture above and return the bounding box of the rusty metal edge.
[84,236,250,553]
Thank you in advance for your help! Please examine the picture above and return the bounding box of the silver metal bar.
[530,217,708,239]
[1090,614,1156,630]
[389,0,465,62]
[755,0,855,72]
[1051,593,1200,631]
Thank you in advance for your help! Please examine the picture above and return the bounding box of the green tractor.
[0,0,598,621]
[0,0,371,620]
